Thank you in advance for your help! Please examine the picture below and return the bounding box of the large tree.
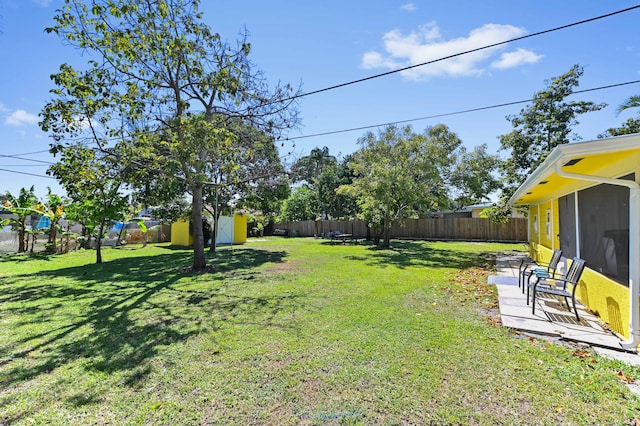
[290,146,339,219]
[339,124,460,248]
[279,185,318,222]
[316,156,358,219]
[499,65,606,201]
[448,144,501,208]
[200,117,289,252]
[44,0,300,271]
[291,146,337,185]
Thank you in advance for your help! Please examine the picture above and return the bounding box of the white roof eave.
[508,133,640,206]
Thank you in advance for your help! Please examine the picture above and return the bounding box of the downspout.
[555,163,640,350]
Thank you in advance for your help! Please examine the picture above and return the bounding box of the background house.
[432,204,524,219]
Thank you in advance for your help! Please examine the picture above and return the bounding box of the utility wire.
[8,149,51,156]
[2,78,638,160]
[286,79,640,141]
[0,164,48,167]
[0,154,54,165]
[283,4,640,102]
[3,6,638,155]
[0,168,56,179]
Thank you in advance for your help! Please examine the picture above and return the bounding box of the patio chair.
[531,257,586,321]
[519,249,563,294]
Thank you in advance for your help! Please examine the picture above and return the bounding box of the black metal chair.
[519,249,563,294]
[531,257,586,321]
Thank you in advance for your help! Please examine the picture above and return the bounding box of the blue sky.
[1,0,640,199]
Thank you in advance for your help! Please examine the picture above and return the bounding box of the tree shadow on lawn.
[0,251,57,263]
[345,240,495,270]
[0,247,298,392]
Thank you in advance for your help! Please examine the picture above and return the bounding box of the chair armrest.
[537,276,576,289]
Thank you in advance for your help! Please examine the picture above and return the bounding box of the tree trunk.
[47,224,58,253]
[18,220,26,253]
[96,220,105,264]
[192,184,207,270]
[382,210,391,248]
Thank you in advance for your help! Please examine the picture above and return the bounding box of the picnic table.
[330,232,353,244]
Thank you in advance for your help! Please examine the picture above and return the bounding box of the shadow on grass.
[344,240,494,270]
[0,247,296,391]
[0,251,57,263]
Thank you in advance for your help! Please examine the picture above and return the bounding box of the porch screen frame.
[577,173,634,286]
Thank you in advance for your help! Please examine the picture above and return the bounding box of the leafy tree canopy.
[499,64,606,194]
[491,64,606,221]
[279,185,318,222]
[43,0,300,270]
[598,117,640,138]
[339,124,466,248]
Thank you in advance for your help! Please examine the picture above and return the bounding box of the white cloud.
[0,103,9,113]
[32,0,54,6]
[401,3,417,12]
[361,22,539,80]
[361,51,402,70]
[5,110,39,127]
[491,48,543,69]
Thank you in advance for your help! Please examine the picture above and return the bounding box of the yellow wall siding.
[233,214,247,244]
[172,216,247,246]
[171,220,193,246]
[530,227,631,338]
[529,242,554,266]
[539,200,554,249]
[577,268,630,338]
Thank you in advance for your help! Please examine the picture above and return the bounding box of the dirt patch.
[263,259,305,274]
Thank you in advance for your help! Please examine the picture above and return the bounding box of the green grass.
[1,238,639,425]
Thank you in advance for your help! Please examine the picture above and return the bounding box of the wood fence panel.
[273,218,528,242]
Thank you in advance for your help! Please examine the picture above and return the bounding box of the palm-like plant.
[1,186,38,252]
[35,188,66,253]
[616,95,640,115]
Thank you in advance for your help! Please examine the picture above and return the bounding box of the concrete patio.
[489,252,640,366]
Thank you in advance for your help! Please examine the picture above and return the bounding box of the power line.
[284,4,640,102]
[6,5,638,155]
[286,79,640,141]
[8,149,50,156]
[0,164,48,167]
[0,168,56,179]
[13,5,636,153]
[0,78,633,182]
[0,154,54,165]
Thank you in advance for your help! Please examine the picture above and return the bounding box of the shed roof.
[508,133,640,206]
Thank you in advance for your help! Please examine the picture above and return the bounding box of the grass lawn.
[1,238,639,425]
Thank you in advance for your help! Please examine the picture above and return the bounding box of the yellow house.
[509,133,640,349]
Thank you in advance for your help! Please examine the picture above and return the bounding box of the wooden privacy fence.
[273,218,528,242]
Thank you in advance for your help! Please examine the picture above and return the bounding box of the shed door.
[216,216,234,245]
